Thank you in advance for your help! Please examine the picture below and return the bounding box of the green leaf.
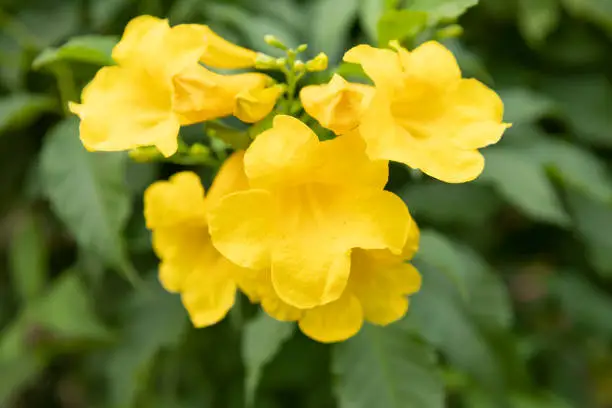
[499,88,558,125]
[9,212,48,305]
[377,10,428,46]
[39,117,132,273]
[550,273,612,339]
[309,0,360,63]
[517,0,560,46]
[400,182,501,227]
[105,277,188,408]
[243,313,295,406]
[0,356,44,405]
[406,260,504,392]
[543,75,612,147]
[333,324,444,408]
[358,0,386,41]
[415,230,512,330]
[565,190,612,277]
[33,35,118,70]
[524,138,612,203]
[479,148,570,226]
[205,4,299,56]
[405,0,479,25]
[561,0,612,37]
[31,271,112,342]
[0,94,57,134]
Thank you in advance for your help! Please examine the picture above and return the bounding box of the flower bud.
[305,52,329,72]
[264,35,288,50]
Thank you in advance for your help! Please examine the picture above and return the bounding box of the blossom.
[143,151,252,327]
[343,41,510,183]
[207,115,411,309]
[70,16,273,157]
[239,220,421,343]
[300,74,374,135]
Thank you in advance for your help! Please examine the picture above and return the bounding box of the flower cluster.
[71,16,509,342]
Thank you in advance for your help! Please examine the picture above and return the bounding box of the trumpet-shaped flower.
[239,219,421,343]
[70,16,272,157]
[300,74,374,135]
[343,41,510,183]
[207,115,411,309]
[144,152,251,327]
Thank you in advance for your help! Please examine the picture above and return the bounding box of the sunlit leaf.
[377,10,428,46]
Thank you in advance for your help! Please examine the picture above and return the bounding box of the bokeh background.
[1,0,612,407]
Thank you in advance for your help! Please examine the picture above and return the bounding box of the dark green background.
[1,0,612,407]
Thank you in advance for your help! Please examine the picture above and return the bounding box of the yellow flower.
[300,74,374,135]
[207,115,411,309]
[70,16,271,156]
[239,220,421,343]
[143,151,251,327]
[112,15,259,70]
[234,84,284,123]
[343,41,510,183]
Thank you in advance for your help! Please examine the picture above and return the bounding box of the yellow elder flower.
[300,74,374,135]
[240,221,421,343]
[70,16,272,157]
[343,41,510,183]
[144,151,251,327]
[207,115,411,309]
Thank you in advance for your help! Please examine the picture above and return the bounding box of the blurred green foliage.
[1,0,612,407]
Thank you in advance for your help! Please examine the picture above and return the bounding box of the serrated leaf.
[39,117,132,273]
[405,0,479,25]
[309,0,360,63]
[9,212,48,305]
[333,324,444,408]
[105,276,188,408]
[243,313,295,406]
[33,35,117,70]
[566,190,612,277]
[479,148,570,226]
[377,10,428,46]
[517,0,560,46]
[0,94,57,134]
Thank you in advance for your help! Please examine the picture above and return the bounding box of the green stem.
[52,63,78,116]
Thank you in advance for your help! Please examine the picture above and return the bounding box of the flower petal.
[349,250,421,326]
[208,189,275,270]
[400,41,461,89]
[244,115,320,188]
[270,187,409,308]
[198,26,258,69]
[73,66,180,156]
[418,147,486,183]
[298,292,363,343]
[205,150,249,209]
[144,172,207,229]
[234,84,283,123]
[343,45,401,88]
[181,254,239,327]
[300,74,374,135]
